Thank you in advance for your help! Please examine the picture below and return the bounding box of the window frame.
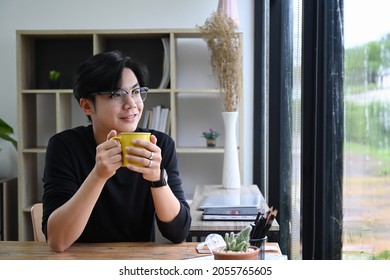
[253,0,344,259]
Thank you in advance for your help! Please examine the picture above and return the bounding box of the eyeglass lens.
[112,88,147,104]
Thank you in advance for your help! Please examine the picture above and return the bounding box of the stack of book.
[202,207,260,221]
[141,105,170,134]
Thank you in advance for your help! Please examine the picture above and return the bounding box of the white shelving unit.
[16,29,243,240]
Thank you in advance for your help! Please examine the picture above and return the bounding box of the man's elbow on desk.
[47,238,72,253]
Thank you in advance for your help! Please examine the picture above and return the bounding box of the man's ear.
[79,98,94,116]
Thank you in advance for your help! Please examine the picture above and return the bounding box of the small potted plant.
[212,225,260,260]
[48,70,61,89]
[202,128,220,147]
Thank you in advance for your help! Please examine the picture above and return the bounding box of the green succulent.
[224,225,252,252]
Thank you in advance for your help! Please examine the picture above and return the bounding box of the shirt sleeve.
[41,134,79,237]
[156,203,192,243]
[152,130,192,243]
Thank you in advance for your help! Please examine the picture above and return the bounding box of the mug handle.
[110,136,121,142]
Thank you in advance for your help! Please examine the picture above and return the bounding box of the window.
[255,0,390,260]
[343,0,390,259]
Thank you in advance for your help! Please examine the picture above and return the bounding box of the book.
[202,207,260,221]
[148,110,154,129]
[165,109,171,134]
[158,107,170,132]
[198,194,261,209]
[151,105,161,130]
[141,110,151,128]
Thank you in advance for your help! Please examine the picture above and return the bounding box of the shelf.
[21,89,73,94]
[20,88,220,94]
[23,147,47,153]
[173,89,219,94]
[176,147,224,154]
[22,147,225,155]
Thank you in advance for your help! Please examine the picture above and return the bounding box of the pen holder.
[249,236,267,260]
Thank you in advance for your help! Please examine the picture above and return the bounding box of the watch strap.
[151,168,168,188]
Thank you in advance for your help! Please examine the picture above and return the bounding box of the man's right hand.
[94,130,122,179]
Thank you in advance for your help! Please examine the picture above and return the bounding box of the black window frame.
[253,0,344,259]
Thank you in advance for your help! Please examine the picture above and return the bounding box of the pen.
[252,213,266,239]
[251,207,278,239]
[260,209,278,238]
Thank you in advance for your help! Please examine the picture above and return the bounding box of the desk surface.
[0,241,201,260]
[0,241,282,260]
[190,185,279,232]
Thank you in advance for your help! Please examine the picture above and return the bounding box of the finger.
[150,134,157,145]
[107,130,117,141]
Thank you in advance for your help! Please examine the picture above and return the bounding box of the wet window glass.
[343,0,390,259]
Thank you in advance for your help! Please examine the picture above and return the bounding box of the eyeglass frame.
[90,86,149,104]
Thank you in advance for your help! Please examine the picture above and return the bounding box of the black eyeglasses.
[91,87,148,105]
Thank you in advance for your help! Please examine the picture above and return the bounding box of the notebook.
[197,194,261,210]
[202,207,260,221]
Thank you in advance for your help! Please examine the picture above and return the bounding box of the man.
[42,51,191,252]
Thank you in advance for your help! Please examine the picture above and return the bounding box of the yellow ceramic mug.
[110,132,151,167]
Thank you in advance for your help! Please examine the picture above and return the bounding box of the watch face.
[162,168,167,180]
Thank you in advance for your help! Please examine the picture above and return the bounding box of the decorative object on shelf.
[199,4,242,189]
[198,10,242,112]
[212,225,260,260]
[221,111,240,188]
[0,118,17,178]
[158,38,170,89]
[202,128,220,147]
[48,70,61,89]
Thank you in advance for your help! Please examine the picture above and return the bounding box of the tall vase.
[217,0,240,27]
[222,111,241,189]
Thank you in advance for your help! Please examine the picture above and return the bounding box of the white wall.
[0,0,254,185]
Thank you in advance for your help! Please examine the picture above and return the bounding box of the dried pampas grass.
[198,12,242,112]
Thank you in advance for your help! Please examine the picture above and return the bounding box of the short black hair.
[73,50,149,103]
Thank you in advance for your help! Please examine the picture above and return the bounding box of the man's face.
[85,68,144,139]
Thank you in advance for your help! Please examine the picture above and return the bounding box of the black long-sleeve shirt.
[42,125,191,243]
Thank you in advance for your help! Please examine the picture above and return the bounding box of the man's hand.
[94,130,122,179]
[125,134,162,182]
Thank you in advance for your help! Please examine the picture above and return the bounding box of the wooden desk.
[0,241,201,260]
[0,241,282,260]
[188,185,279,242]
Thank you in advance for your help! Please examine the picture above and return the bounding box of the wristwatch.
[151,168,168,188]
